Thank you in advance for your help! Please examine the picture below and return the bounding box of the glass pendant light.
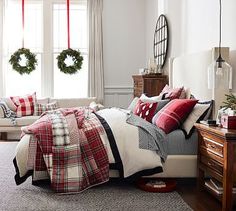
[207,0,232,90]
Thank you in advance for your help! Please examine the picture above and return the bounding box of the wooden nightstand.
[132,74,167,98]
[195,123,236,211]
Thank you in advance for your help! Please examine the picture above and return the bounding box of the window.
[53,2,88,98]
[0,0,88,98]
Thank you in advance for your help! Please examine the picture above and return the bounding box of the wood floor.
[176,179,236,211]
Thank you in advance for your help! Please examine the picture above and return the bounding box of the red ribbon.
[67,0,70,49]
[22,0,25,47]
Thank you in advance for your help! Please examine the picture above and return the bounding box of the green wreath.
[9,48,38,75]
[57,48,83,74]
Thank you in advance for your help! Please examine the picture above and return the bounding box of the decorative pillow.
[34,101,58,116]
[160,85,184,100]
[89,101,105,112]
[140,93,162,102]
[179,87,191,99]
[154,99,198,134]
[127,97,139,111]
[134,100,158,122]
[182,101,213,137]
[10,93,36,117]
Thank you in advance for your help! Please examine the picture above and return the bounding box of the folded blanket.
[126,113,167,161]
[19,108,109,193]
[0,100,17,125]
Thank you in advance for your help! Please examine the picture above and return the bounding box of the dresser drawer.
[134,81,143,88]
[200,136,224,158]
[201,155,223,175]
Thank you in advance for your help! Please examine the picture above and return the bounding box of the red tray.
[136,178,177,193]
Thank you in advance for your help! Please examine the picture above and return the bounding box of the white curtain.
[88,0,104,103]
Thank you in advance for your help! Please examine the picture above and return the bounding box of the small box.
[221,115,236,129]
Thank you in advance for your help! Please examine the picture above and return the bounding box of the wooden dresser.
[132,74,167,97]
[195,123,236,211]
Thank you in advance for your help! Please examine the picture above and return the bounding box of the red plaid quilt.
[23,108,109,193]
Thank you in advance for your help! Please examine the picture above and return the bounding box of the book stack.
[146,180,166,188]
[205,178,236,195]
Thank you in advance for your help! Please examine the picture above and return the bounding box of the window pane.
[53,2,88,98]
[53,54,88,98]
[3,0,42,97]
[5,55,41,96]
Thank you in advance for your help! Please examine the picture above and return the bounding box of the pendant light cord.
[219,0,222,57]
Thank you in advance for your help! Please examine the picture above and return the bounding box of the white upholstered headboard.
[169,50,230,118]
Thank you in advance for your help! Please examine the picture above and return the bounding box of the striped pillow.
[154,99,198,134]
[34,101,58,116]
[10,93,36,117]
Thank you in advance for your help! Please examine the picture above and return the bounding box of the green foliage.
[57,48,83,74]
[222,93,236,110]
[9,48,38,75]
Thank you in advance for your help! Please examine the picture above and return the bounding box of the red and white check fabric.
[22,107,109,193]
[10,93,36,117]
[34,101,58,116]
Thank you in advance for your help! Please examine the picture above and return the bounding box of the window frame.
[0,0,88,98]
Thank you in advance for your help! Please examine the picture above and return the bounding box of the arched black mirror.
[153,15,169,72]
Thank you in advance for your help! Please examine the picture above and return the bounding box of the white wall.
[103,0,236,107]
[145,0,158,64]
[145,0,236,92]
[103,0,146,107]
[103,0,146,87]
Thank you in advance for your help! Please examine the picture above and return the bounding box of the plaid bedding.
[22,108,109,193]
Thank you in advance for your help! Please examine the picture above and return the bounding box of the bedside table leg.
[222,142,234,211]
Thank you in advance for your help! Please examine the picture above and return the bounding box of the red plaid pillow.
[154,99,198,134]
[160,85,183,100]
[134,100,158,122]
[10,93,36,117]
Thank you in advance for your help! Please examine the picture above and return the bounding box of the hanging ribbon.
[22,0,25,47]
[67,0,70,48]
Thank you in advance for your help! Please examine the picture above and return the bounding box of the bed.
[13,50,221,193]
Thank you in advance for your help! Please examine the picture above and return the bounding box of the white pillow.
[89,101,104,111]
[127,97,139,111]
[140,94,162,102]
[182,103,210,136]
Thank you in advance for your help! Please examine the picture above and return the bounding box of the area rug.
[0,142,192,211]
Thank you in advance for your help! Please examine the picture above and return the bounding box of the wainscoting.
[104,86,133,108]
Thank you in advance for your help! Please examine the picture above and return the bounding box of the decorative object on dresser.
[195,123,236,211]
[132,74,167,98]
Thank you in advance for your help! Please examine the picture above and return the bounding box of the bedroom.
[0,0,236,211]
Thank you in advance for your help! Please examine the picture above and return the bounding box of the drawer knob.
[207,144,215,149]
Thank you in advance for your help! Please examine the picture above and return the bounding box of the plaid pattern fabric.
[10,92,36,117]
[23,107,109,193]
[34,101,58,116]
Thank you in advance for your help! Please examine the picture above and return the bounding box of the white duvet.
[15,108,163,180]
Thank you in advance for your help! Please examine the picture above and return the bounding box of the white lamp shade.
[207,59,232,90]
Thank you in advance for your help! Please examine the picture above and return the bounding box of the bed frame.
[111,50,226,178]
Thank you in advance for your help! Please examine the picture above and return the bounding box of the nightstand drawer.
[201,155,223,175]
[200,136,223,158]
